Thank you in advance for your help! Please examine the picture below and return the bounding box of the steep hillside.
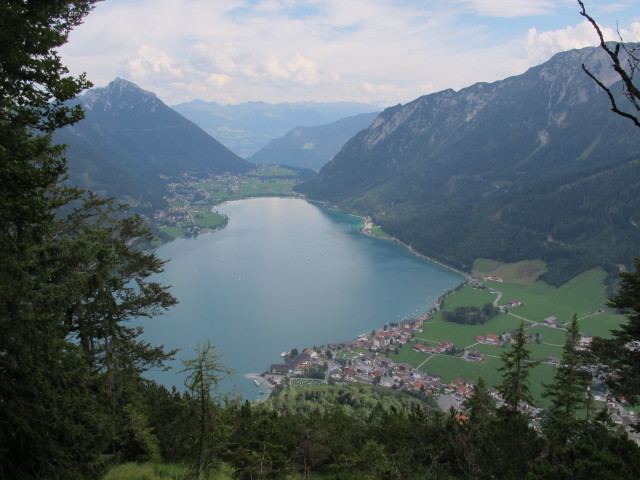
[296,45,640,284]
[57,78,252,212]
[172,100,379,157]
[248,112,379,171]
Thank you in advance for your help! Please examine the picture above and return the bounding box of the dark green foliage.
[303,365,326,379]
[263,384,432,417]
[63,194,178,378]
[591,257,640,412]
[497,323,539,414]
[0,2,98,477]
[179,341,234,477]
[0,3,181,477]
[527,425,640,480]
[542,314,592,443]
[448,408,543,480]
[443,303,499,325]
[134,375,640,480]
[0,1,93,132]
[462,376,495,425]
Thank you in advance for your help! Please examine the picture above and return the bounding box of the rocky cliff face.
[297,45,640,283]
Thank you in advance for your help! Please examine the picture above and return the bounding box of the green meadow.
[160,226,184,238]
[393,261,625,404]
[202,177,297,202]
[370,225,391,239]
[190,210,227,228]
[291,378,325,390]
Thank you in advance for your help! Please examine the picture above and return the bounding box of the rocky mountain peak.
[79,77,159,112]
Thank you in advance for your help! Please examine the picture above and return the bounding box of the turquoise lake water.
[141,197,463,399]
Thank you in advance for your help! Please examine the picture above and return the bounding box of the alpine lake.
[141,197,464,400]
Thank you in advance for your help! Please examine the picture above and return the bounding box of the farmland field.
[390,263,624,405]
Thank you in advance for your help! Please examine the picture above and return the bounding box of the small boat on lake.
[253,379,260,387]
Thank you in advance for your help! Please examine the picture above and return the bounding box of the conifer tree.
[0,2,98,477]
[497,322,539,414]
[1,1,180,475]
[591,258,640,410]
[180,341,234,477]
[463,376,495,425]
[542,314,591,442]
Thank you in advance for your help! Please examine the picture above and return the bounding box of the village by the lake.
[252,274,640,445]
[148,167,640,446]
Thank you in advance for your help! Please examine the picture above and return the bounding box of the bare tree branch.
[578,0,640,128]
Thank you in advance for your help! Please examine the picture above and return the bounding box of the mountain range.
[55,78,252,212]
[172,99,380,158]
[247,112,380,171]
[54,46,640,285]
[296,45,640,285]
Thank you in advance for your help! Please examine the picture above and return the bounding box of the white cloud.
[126,45,183,81]
[456,0,558,18]
[526,19,640,65]
[59,0,640,106]
[207,73,232,87]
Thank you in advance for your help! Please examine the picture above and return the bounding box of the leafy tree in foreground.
[496,322,539,415]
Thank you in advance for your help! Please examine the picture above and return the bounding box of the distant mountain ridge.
[172,99,380,158]
[296,45,640,285]
[248,112,380,171]
[56,78,252,212]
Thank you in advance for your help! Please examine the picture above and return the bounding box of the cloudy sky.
[60,0,640,106]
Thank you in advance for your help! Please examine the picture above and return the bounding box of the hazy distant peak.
[79,77,159,111]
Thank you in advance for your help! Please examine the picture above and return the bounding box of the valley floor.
[259,262,639,444]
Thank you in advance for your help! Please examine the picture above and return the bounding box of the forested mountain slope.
[296,45,640,285]
[248,111,379,171]
[56,78,253,212]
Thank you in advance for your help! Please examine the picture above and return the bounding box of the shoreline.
[245,373,273,402]
[308,200,470,281]
[360,219,470,281]
[160,196,470,402]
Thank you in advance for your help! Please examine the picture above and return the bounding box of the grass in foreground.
[103,463,188,480]
[103,462,236,480]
